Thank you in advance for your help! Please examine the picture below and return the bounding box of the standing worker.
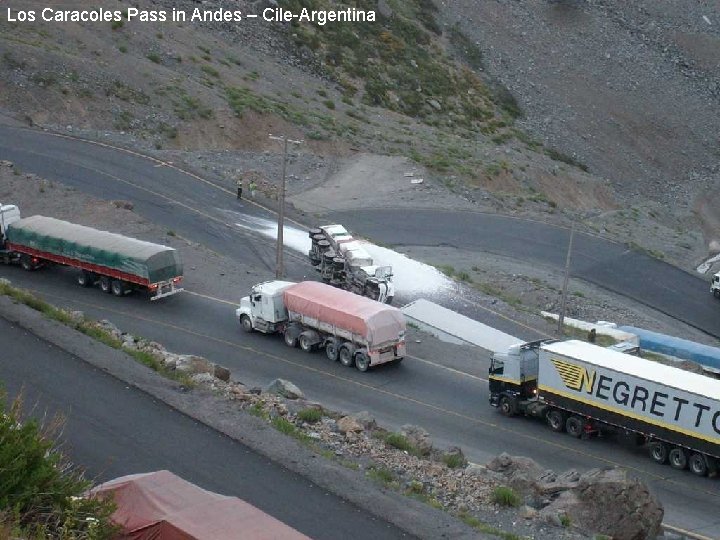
[236,177,244,200]
[249,179,257,199]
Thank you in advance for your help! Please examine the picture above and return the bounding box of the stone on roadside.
[352,411,377,431]
[213,364,231,382]
[264,378,304,400]
[337,416,364,434]
[400,424,433,455]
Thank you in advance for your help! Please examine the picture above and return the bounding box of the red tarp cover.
[283,281,405,347]
[91,470,310,540]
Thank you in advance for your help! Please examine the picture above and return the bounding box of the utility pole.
[557,224,575,337]
[269,134,303,279]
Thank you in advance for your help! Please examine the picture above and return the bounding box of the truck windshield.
[489,358,504,375]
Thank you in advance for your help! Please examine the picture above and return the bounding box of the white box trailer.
[489,339,720,477]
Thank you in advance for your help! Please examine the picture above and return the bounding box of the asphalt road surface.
[3,265,720,538]
[2,124,720,536]
[0,315,408,540]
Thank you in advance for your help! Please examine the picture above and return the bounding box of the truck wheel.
[284,329,298,348]
[546,410,566,432]
[20,255,37,271]
[239,315,253,333]
[111,280,127,297]
[715,289,720,299]
[689,453,709,477]
[649,441,668,464]
[669,447,688,470]
[565,416,584,438]
[325,340,339,361]
[99,276,112,293]
[354,352,370,372]
[385,296,394,305]
[77,271,94,287]
[499,396,516,417]
[339,345,353,367]
[299,334,314,353]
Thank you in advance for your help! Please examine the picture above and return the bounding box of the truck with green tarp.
[0,205,183,300]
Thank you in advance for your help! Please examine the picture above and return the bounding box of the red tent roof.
[91,470,311,540]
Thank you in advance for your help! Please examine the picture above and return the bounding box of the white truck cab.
[236,280,294,333]
[0,204,21,237]
[712,272,720,298]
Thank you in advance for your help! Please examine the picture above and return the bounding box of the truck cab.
[489,340,554,413]
[236,280,294,333]
[712,272,720,298]
[0,204,21,247]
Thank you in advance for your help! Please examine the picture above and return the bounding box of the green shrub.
[367,466,395,485]
[441,452,466,469]
[491,486,521,507]
[297,408,322,423]
[384,432,412,452]
[146,53,162,64]
[0,393,117,538]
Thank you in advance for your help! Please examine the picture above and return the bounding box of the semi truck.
[0,204,183,300]
[489,339,720,476]
[308,224,394,304]
[236,280,406,371]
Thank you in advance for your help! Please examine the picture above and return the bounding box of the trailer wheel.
[325,340,339,361]
[77,271,94,287]
[649,441,668,464]
[689,453,709,477]
[284,329,298,348]
[111,280,128,297]
[565,416,584,438]
[299,334,314,353]
[546,410,566,432]
[499,396,517,417]
[99,276,112,293]
[20,255,38,271]
[339,345,354,367]
[669,447,688,470]
[239,315,253,333]
[354,352,370,372]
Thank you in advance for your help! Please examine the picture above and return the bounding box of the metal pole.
[269,134,303,280]
[276,137,288,279]
[557,224,575,337]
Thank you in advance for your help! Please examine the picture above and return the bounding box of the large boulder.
[485,453,550,492]
[400,424,433,456]
[539,467,663,539]
[264,378,304,400]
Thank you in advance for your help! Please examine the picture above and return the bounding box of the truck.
[489,339,720,477]
[236,280,406,371]
[308,224,394,304]
[711,271,720,298]
[0,204,183,300]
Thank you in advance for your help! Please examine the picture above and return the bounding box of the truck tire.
[284,329,298,348]
[689,452,709,477]
[649,441,668,464]
[668,447,688,470]
[239,315,253,333]
[546,409,566,432]
[111,280,127,297]
[565,416,584,438]
[715,289,720,299]
[99,276,112,293]
[77,270,94,287]
[325,340,339,361]
[20,255,37,271]
[385,296,394,305]
[299,333,314,353]
[354,352,370,372]
[499,396,516,417]
[339,345,353,367]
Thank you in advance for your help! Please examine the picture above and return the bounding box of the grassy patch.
[491,486,521,507]
[441,452,466,469]
[457,511,521,540]
[146,53,162,64]
[297,408,323,424]
[367,466,397,487]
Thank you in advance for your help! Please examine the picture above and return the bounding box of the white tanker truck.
[308,224,394,304]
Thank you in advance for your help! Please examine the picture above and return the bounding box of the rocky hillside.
[0,0,716,271]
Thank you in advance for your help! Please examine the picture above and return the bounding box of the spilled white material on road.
[696,253,720,274]
[231,213,453,295]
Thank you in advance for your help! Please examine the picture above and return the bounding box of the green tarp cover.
[7,216,183,283]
